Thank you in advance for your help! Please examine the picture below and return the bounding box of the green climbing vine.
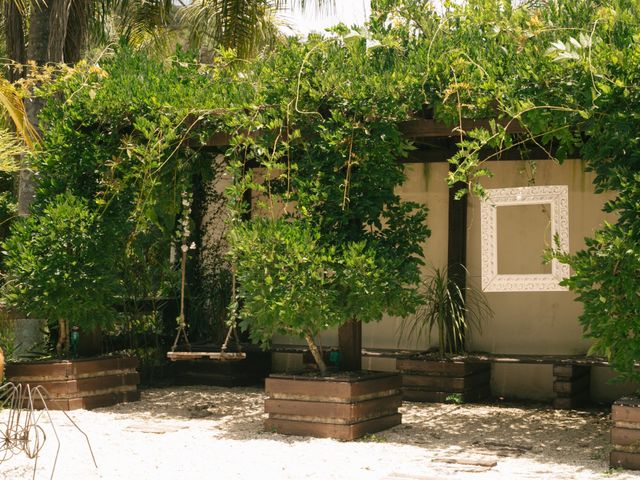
[2,0,638,379]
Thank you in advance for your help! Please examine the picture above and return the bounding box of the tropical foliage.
[2,193,120,355]
[368,0,640,382]
[0,0,637,380]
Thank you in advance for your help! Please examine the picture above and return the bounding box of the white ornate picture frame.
[480,185,570,292]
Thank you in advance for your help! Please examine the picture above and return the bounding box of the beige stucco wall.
[466,160,622,400]
[468,159,601,356]
[266,159,633,403]
[362,162,450,351]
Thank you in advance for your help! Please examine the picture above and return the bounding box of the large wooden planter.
[397,357,491,402]
[264,372,402,441]
[5,355,140,411]
[611,397,640,470]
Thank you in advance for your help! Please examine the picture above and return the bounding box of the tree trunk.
[47,0,72,63]
[304,333,327,375]
[27,1,52,66]
[64,0,88,63]
[56,318,67,356]
[4,2,29,215]
[3,2,26,82]
[65,318,71,356]
[18,0,76,216]
[18,1,51,216]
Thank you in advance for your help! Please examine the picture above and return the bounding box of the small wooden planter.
[611,397,640,470]
[397,357,490,402]
[5,355,140,411]
[264,372,402,441]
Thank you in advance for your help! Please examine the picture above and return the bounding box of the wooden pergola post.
[447,164,468,292]
[338,319,362,371]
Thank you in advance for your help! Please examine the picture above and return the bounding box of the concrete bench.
[366,350,612,409]
[271,345,611,409]
[462,353,610,409]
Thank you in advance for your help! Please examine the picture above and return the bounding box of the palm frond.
[0,78,39,150]
[0,128,27,172]
[181,0,333,58]
[86,0,175,49]
[113,0,175,46]
[3,0,38,16]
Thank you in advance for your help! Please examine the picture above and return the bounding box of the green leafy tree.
[225,32,430,374]
[2,192,120,356]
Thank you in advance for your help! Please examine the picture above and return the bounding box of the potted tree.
[396,265,493,403]
[230,214,428,440]
[225,115,430,441]
[220,28,431,440]
[1,193,140,410]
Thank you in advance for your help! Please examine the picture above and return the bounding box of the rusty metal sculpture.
[0,382,97,480]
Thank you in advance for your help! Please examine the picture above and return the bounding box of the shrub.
[2,192,120,356]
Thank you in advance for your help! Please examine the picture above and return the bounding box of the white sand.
[1,386,639,480]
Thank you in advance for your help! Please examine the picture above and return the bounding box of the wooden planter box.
[611,397,640,470]
[397,357,490,403]
[264,372,402,441]
[171,347,271,387]
[5,355,140,411]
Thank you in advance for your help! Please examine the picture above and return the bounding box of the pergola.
[198,115,560,370]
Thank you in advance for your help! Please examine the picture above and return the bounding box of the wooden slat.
[611,451,640,470]
[613,401,640,424]
[397,358,489,376]
[405,144,558,164]
[612,427,640,449]
[399,118,524,139]
[166,351,246,362]
[552,374,590,395]
[465,354,610,366]
[402,370,490,391]
[552,390,591,410]
[265,394,402,423]
[264,413,401,441]
[552,364,590,379]
[402,385,491,403]
[200,117,525,148]
[266,373,400,402]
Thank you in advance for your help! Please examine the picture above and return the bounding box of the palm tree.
[1,0,334,213]
[180,1,334,58]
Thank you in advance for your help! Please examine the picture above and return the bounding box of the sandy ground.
[1,386,639,480]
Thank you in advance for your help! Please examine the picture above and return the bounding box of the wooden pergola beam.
[197,117,525,148]
[398,118,524,139]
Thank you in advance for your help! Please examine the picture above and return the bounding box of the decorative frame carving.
[480,185,570,292]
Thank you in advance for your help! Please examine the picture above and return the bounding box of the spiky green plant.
[399,265,492,358]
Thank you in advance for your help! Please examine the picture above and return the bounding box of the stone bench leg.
[552,364,591,409]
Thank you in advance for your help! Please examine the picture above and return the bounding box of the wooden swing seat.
[166,351,246,362]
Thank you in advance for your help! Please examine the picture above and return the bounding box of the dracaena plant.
[398,265,492,358]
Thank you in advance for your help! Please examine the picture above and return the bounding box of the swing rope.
[167,249,245,361]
